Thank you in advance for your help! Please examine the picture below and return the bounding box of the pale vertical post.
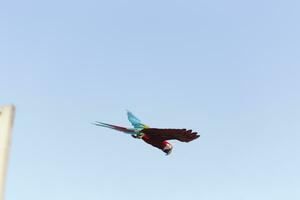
[0,105,15,200]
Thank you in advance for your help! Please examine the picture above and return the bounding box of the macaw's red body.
[93,111,200,155]
[140,133,171,153]
[140,128,199,154]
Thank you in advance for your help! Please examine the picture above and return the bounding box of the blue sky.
[1,0,300,199]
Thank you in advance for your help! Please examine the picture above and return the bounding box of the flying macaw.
[93,111,200,155]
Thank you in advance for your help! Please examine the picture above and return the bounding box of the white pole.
[0,105,15,200]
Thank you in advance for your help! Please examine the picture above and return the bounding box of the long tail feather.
[93,121,136,134]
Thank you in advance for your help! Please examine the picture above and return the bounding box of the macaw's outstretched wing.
[141,128,200,142]
[127,111,149,130]
[93,121,136,134]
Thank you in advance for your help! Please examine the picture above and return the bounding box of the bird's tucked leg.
[131,133,144,139]
[131,134,138,139]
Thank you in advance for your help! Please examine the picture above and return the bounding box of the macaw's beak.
[163,146,173,155]
[164,149,172,156]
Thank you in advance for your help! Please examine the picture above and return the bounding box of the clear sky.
[1,0,300,199]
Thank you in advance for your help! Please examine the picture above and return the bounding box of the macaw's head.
[162,142,173,155]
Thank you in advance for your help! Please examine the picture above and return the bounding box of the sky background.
[1,0,300,199]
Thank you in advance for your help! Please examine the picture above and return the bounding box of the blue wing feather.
[127,111,149,130]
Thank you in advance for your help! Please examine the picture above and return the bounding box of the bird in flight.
[93,111,200,155]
